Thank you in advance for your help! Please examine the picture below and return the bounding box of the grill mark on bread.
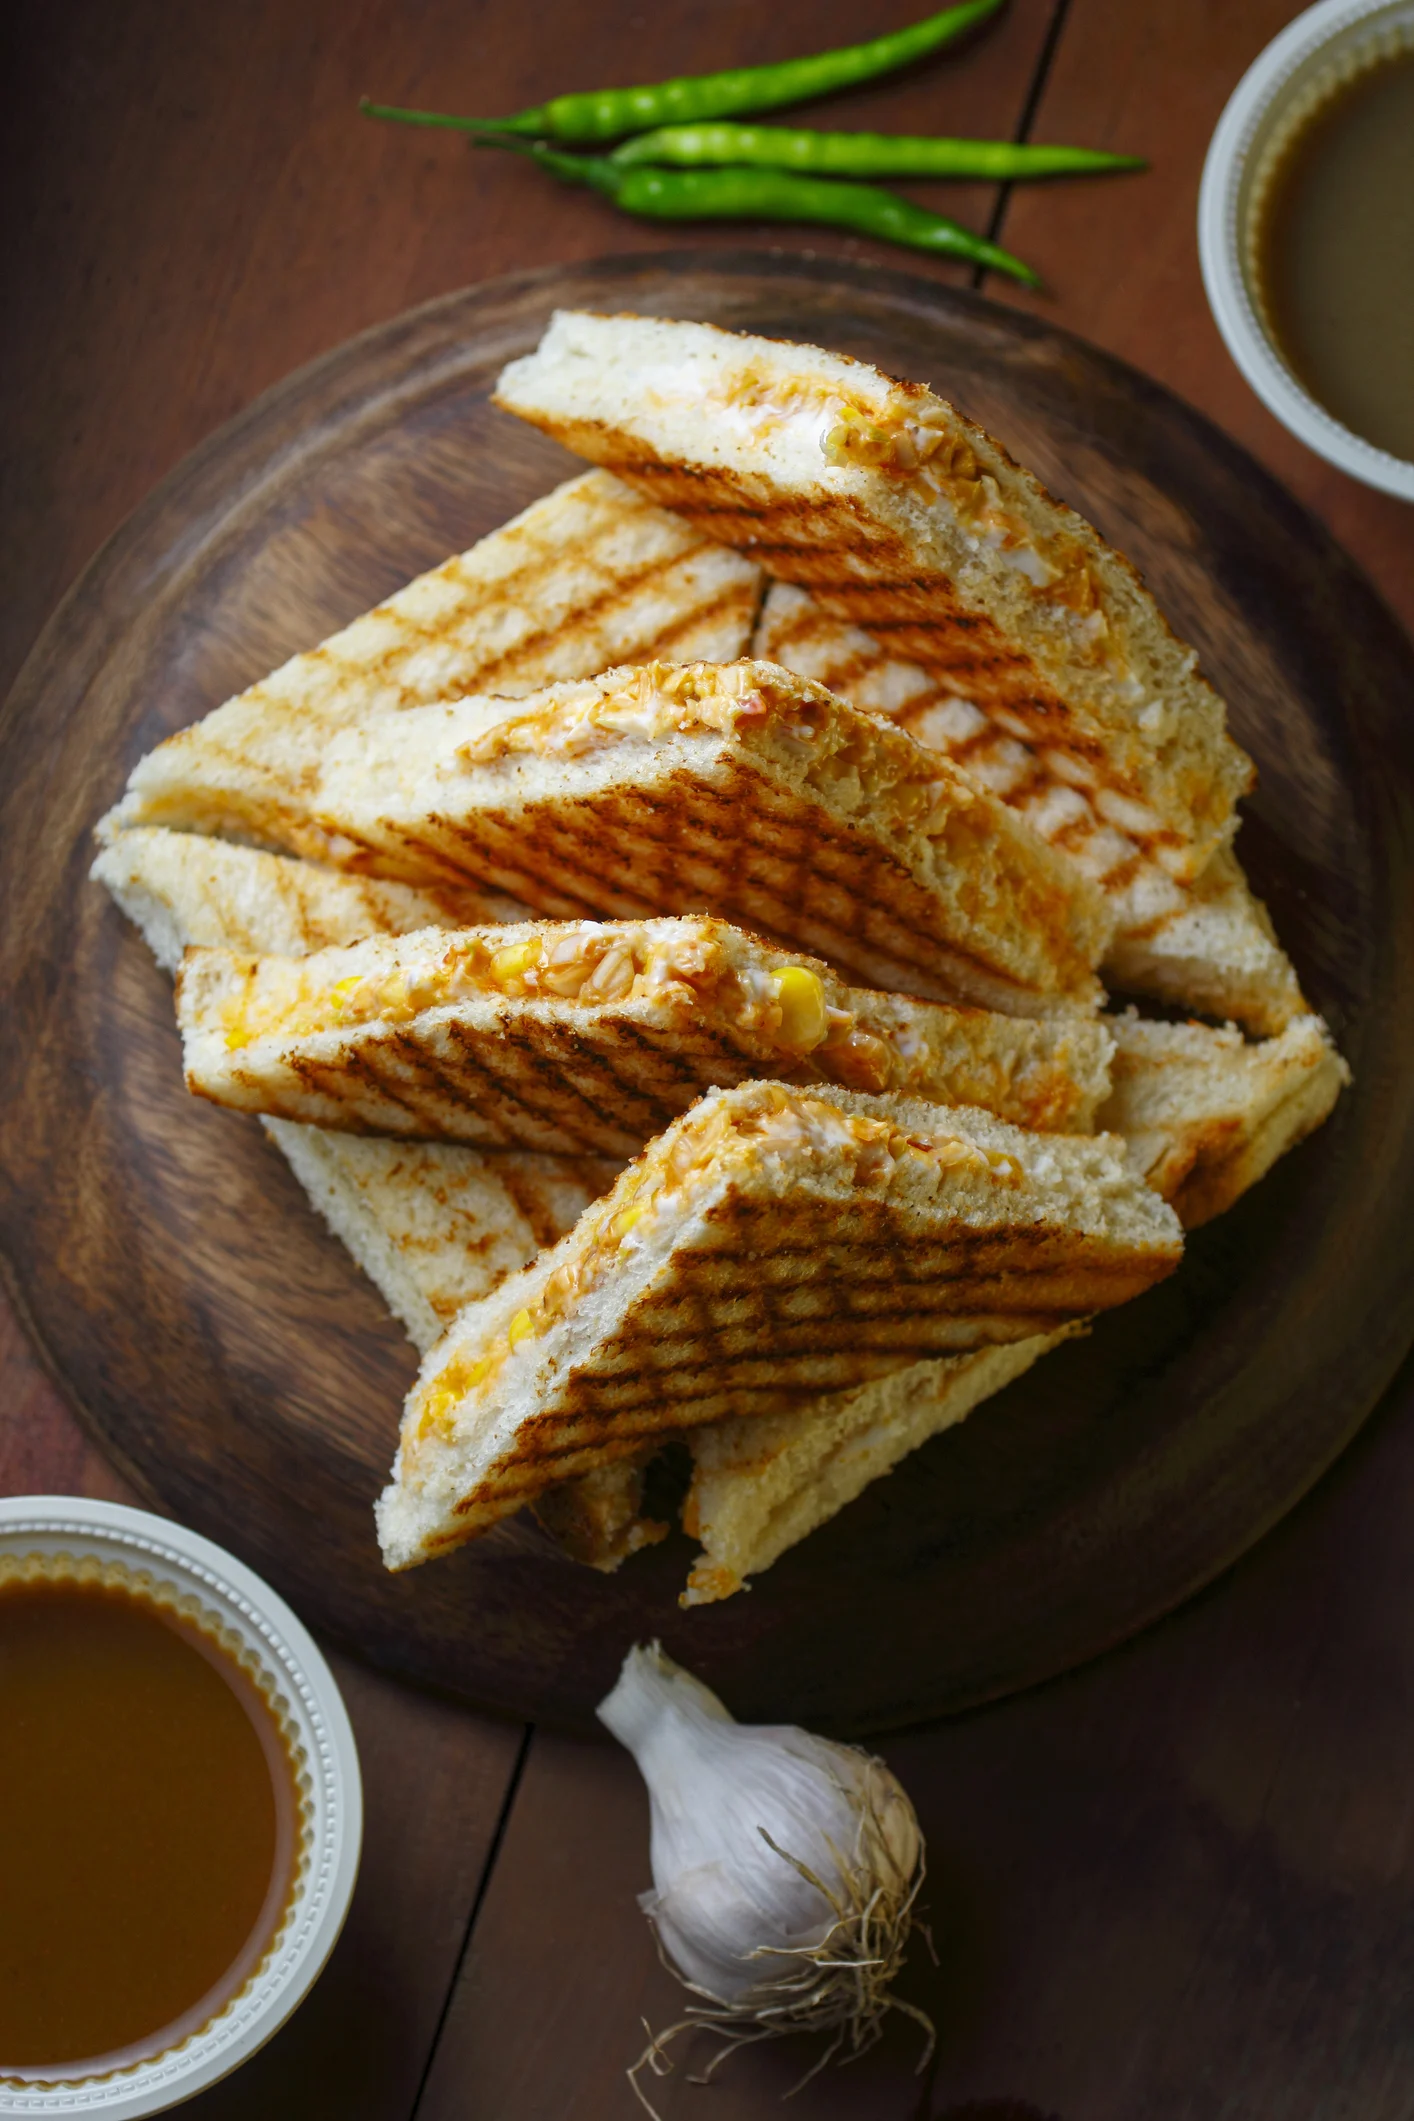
[364,1029,520,1143]
[606,1013,749,1100]
[446,541,750,695]
[615,1260,1165,1324]
[448,765,1069,1003]
[461,1019,663,1147]
[444,1223,1176,1502]
[454,1430,675,1508]
[377,1015,654,1152]
[568,1325,1033,1389]
[495,1169,567,1251]
[546,1019,712,1124]
[423,817,609,916]
[367,772,1045,1001]
[191,482,758,721]
[549,1017,740,1137]
[494,1164,607,1252]
[628,581,763,662]
[349,1022,621,1150]
[278,1045,434,1133]
[188,665,1104,1010]
[671,1223,1171,1274]
[435,1017,618,1144]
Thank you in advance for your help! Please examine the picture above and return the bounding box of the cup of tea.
[0,1497,361,2117]
[1198,0,1414,500]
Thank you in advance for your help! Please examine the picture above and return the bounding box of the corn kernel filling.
[219,924,914,1095]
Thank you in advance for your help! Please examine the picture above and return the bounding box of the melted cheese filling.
[453,660,767,767]
[218,928,903,1093]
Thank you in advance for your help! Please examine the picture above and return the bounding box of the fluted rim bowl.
[0,1497,362,2118]
[1197,0,1414,501]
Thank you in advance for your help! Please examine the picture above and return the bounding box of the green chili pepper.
[360,0,1007,144]
[610,122,1145,182]
[510,145,1040,285]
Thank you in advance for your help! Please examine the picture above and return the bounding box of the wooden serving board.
[4,252,1414,1737]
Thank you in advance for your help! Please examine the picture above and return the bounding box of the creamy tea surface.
[0,1574,299,2077]
[1258,50,1414,463]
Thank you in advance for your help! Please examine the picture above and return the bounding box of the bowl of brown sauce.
[0,1497,361,2116]
[1199,0,1414,500]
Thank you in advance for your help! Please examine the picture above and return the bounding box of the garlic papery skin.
[598,1642,931,2087]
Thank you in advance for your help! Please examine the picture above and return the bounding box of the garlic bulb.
[598,1643,932,2103]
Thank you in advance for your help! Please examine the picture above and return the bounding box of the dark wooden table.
[6,7,1414,2117]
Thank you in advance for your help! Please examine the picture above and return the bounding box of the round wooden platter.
[4,251,1414,1738]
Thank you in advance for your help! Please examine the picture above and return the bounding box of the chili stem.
[360,0,1007,145]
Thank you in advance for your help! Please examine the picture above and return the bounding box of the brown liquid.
[0,1575,299,2077]
[1258,48,1414,462]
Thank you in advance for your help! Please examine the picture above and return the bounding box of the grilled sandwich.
[99,469,764,848]
[526,999,1349,1593]
[754,581,1306,1034]
[93,829,1338,1597]
[95,829,1070,1585]
[90,396,1345,1602]
[563,1001,1349,1597]
[177,916,1115,1156]
[568,992,1348,1591]
[376,1081,1184,1568]
[656,1010,1350,1598]
[494,312,1254,885]
[113,659,1113,1017]
[92,829,621,1347]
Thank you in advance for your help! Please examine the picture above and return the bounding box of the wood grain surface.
[5,255,1412,1739]
[7,4,1414,2116]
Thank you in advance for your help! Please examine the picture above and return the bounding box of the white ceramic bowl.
[1198,0,1414,500]
[0,1497,362,2118]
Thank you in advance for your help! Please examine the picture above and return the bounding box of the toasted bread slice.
[177,916,1115,1155]
[1102,847,1305,1035]
[91,826,524,974]
[376,1082,1183,1568]
[495,312,1253,879]
[680,1330,1076,1605]
[264,1121,618,1348]
[93,827,620,1346]
[99,469,764,847]
[121,659,1111,1016]
[566,1007,1349,1587]
[1099,1009,1349,1227]
[533,1007,1349,1586]
[754,581,1302,1035]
